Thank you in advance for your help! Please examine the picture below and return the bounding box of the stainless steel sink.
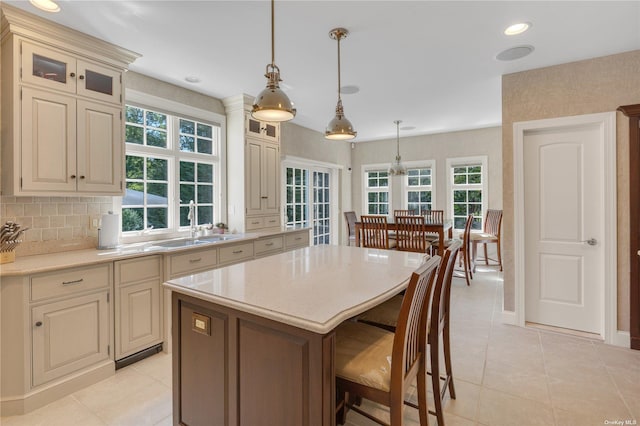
[196,234,239,242]
[149,238,209,249]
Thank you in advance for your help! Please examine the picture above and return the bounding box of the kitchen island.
[164,245,426,426]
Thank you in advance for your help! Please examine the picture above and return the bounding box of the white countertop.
[163,245,428,334]
[0,227,310,277]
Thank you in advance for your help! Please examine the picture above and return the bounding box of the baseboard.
[501,310,517,325]
[0,360,114,416]
[610,330,630,348]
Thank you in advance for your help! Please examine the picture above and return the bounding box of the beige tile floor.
[2,265,640,426]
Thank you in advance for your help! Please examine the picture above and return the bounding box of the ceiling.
[6,1,640,142]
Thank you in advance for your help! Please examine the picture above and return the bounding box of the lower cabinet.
[32,290,110,387]
[114,255,163,360]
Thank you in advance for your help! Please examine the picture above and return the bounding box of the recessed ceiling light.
[184,76,201,83]
[504,22,531,36]
[496,45,535,61]
[340,85,360,95]
[29,0,60,12]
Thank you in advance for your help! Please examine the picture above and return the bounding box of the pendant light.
[325,28,357,140]
[252,0,296,122]
[389,120,406,175]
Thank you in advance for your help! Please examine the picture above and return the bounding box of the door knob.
[35,321,42,327]
[582,238,597,246]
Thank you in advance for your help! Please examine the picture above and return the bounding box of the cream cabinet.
[0,5,139,196]
[246,138,280,217]
[246,115,279,142]
[223,94,282,233]
[114,256,163,361]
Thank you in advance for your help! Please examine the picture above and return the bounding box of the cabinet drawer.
[169,248,218,278]
[116,255,162,286]
[263,215,281,228]
[285,231,310,249]
[219,243,254,265]
[245,217,264,230]
[31,264,111,302]
[255,236,284,255]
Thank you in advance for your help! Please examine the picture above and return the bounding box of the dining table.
[354,219,454,255]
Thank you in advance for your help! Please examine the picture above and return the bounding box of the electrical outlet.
[90,215,101,229]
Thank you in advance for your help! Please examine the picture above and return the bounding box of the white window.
[364,168,390,215]
[283,157,338,246]
[119,91,224,240]
[403,161,435,215]
[446,156,487,231]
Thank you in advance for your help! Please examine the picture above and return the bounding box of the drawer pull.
[295,237,302,240]
[252,221,260,225]
[35,321,42,327]
[232,250,243,254]
[261,196,268,199]
[62,278,84,285]
[189,258,202,263]
[265,242,274,246]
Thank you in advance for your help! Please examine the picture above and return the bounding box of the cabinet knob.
[70,175,76,179]
[80,175,85,179]
[79,75,85,80]
[35,321,42,327]
[70,72,76,77]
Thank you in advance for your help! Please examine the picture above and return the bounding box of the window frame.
[445,156,488,232]
[362,163,392,217]
[401,160,436,215]
[116,90,226,243]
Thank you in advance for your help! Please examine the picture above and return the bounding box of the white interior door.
[523,124,604,334]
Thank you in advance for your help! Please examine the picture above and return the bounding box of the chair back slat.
[344,211,357,238]
[484,209,503,237]
[395,215,428,253]
[393,209,415,217]
[389,256,440,386]
[361,215,390,249]
[424,210,444,224]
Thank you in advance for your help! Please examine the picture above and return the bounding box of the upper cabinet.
[223,94,282,233]
[0,5,140,196]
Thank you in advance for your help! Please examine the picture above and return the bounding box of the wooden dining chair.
[432,214,473,286]
[393,209,415,217]
[354,241,462,426]
[423,209,445,248]
[469,209,503,271]
[361,215,397,249]
[344,211,358,246]
[394,215,429,253]
[334,255,441,426]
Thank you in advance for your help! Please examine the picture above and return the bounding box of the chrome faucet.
[188,200,196,238]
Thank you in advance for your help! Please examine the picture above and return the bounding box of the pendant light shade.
[389,120,406,176]
[252,0,296,122]
[325,28,356,140]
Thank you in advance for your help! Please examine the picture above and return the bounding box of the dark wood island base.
[172,292,336,426]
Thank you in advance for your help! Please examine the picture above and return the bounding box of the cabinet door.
[21,41,76,94]
[76,100,123,194]
[246,116,279,142]
[246,139,264,215]
[32,291,110,387]
[21,87,76,193]
[116,280,161,359]
[76,59,122,105]
[262,142,280,214]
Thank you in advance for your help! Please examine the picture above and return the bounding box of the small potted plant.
[215,222,228,234]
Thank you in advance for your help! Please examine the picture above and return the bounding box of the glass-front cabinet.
[22,41,122,105]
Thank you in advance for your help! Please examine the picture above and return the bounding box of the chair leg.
[497,241,503,271]
[463,251,472,286]
[390,397,404,426]
[417,367,430,426]
[430,339,445,426]
[443,322,456,400]
[336,389,348,425]
[483,243,489,266]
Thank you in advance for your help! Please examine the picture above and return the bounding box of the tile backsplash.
[0,196,114,256]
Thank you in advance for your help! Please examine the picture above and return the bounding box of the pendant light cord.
[271,0,275,67]
[337,32,342,101]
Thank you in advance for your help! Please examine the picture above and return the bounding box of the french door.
[285,166,333,245]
